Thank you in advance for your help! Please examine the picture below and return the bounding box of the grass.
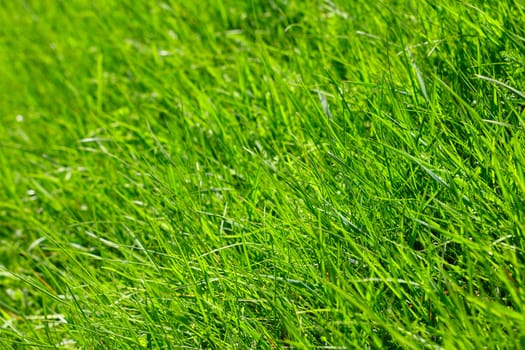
[1,0,524,348]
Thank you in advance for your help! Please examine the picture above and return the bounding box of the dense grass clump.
[1,0,524,348]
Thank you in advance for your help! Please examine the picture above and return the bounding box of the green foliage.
[1,0,524,348]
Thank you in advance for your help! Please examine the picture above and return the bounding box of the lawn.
[1,0,524,348]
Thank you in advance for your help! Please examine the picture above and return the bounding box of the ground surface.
[1,0,524,349]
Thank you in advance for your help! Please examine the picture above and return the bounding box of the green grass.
[1,0,524,348]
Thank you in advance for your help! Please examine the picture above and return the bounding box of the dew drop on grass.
[16,115,24,122]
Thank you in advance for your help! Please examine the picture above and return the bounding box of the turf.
[1,0,524,349]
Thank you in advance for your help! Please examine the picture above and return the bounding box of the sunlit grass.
[1,0,524,348]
